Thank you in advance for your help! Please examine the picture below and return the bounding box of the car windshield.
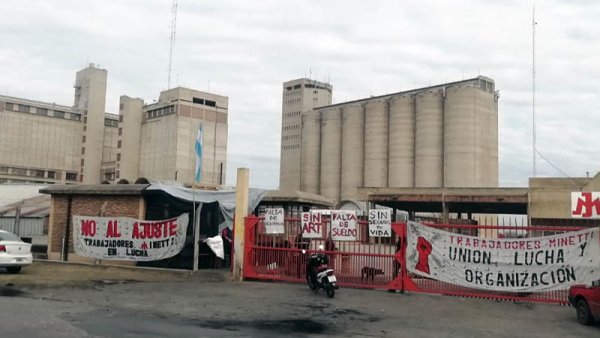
[0,231,21,242]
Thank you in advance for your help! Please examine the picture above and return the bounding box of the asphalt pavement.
[1,266,599,337]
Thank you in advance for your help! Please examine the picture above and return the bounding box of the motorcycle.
[302,245,339,298]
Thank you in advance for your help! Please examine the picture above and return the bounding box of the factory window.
[82,135,86,143]
[4,102,14,111]
[293,84,301,89]
[36,108,48,116]
[119,103,124,110]
[12,168,26,176]
[117,140,122,148]
[119,115,124,122]
[193,97,205,105]
[0,166,8,173]
[18,104,31,113]
[54,111,65,118]
[34,170,45,178]
[81,159,85,166]
[104,172,114,181]
[66,172,78,181]
[71,113,81,121]
[47,171,55,179]
[105,119,118,127]
[286,86,292,91]
[116,153,121,161]
[84,116,87,123]
[81,147,85,155]
[83,125,87,132]
[204,99,216,107]
[118,127,122,136]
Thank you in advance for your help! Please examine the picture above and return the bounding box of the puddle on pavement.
[0,285,26,297]
[194,318,328,334]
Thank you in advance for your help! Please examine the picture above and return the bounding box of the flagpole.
[192,122,203,272]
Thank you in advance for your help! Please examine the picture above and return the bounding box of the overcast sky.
[1,0,598,189]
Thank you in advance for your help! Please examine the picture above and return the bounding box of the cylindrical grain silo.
[476,79,499,187]
[388,94,414,187]
[415,89,444,187]
[363,99,388,187]
[300,110,321,194]
[319,107,342,201]
[340,103,364,200]
[444,84,477,187]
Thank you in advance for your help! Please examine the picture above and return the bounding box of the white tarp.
[406,221,600,292]
[146,183,267,230]
[204,235,224,259]
[72,214,188,261]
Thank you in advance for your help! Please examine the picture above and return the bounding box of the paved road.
[1,270,599,337]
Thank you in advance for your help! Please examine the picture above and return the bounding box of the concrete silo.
[476,79,499,187]
[340,103,364,199]
[363,99,388,187]
[388,94,414,187]
[444,81,498,187]
[444,84,477,187]
[300,110,321,194]
[415,89,444,187]
[319,107,342,201]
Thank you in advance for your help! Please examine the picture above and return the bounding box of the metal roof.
[39,184,149,195]
[263,190,335,207]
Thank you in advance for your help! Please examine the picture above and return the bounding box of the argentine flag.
[194,122,203,183]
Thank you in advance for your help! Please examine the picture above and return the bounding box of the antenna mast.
[168,0,178,89]
[532,1,537,177]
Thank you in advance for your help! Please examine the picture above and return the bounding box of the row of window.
[104,119,118,127]
[146,105,176,120]
[192,97,217,107]
[283,124,300,131]
[3,102,81,121]
[282,144,300,150]
[0,165,77,181]
[282,134,300,141]
[284,98,302,105]
[283,110,301,119]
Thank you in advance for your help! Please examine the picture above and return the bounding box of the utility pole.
[167,0,178,89]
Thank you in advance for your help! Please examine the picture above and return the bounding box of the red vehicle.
[568,280,600,325]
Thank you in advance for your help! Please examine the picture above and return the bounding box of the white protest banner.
[72,213,189,261]
[301,212,322,238]
[406,221,600,292]
[368,209,391,237]
[264,208,285,234]
[331,210,357,241]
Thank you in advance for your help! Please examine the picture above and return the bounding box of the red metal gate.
[242,216,584,304]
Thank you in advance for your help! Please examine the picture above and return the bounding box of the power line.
[535,149,569,177]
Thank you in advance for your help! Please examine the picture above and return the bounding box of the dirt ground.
[0,261,197,287]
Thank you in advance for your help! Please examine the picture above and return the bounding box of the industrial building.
[295,76,499,201]
[0,64,228,186]
[279,78,332,191]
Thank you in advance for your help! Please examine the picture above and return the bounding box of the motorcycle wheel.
[325,282,335,298]
[306,274,318,291]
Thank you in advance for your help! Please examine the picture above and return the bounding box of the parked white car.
[0,230,33,273]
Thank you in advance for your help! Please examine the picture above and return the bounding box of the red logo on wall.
[415,236,433,274]
[572,192,600,218]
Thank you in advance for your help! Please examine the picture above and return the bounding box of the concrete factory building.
[279,78,333,191]
[283,76,499,201]
[0,64,228,186]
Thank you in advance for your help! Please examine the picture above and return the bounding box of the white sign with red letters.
[571,192,600,219]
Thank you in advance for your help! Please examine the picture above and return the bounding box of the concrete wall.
[117,96,144,182]
[47,195,145,264]
[75,65,108,184]
[0,100,81,184]
[280,78,332,191]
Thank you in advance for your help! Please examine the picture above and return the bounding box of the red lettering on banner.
[105,220,122,238]
[169,221,177,236]
[81,219,97,237]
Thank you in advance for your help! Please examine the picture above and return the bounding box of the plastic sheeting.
[146,183,267,229]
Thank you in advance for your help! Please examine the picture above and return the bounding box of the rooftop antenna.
[167,0,178,89]
[532,0,537,177]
